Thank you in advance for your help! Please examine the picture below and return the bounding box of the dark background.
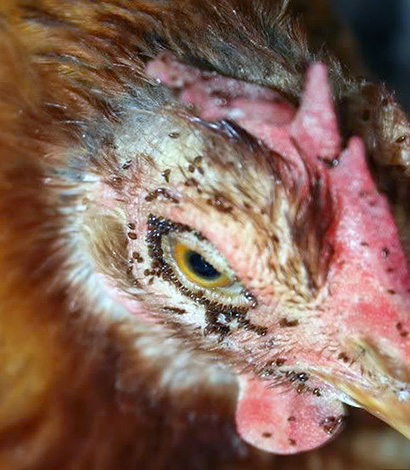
[333,0,410,111]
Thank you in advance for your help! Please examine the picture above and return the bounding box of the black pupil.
[186,251,221,280]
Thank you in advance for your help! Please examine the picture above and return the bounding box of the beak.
[338,382,410,440]
[324,338,410,441]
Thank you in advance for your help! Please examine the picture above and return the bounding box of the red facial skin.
[146,54,410,454]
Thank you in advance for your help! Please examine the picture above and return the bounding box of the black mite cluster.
[285,370,323,397]
[145,214,267,340]
[320,415,346,435]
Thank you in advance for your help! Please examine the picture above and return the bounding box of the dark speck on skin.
[162,306,186,315]
[145,188,179,203]
[338,352,349,363]
[206,195,233,214]
[132,251,144,263]
[319,156,339,169]
[296,384,305,393]
[320,415,345,435]
[161,169,171,183]
[184,177,199,187]
[122,159,132,170]
[397,323,409,337]
[279,318,299,327]
[111,176,123,188]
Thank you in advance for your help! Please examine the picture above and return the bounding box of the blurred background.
[333,0,410,111]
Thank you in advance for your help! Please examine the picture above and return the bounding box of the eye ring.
[174,240,233,288]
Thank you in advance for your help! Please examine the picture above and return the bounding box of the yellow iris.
[174,241,232,288]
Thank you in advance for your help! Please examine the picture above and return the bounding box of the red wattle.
[236,375,345,454]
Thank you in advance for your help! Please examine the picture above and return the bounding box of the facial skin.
[73,57,410,454]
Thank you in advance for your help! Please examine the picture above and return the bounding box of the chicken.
[0,0,410,469]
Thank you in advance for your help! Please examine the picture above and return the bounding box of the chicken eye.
[146,215,256,308]
[174,240,232,288]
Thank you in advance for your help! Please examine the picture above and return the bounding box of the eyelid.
[168,230,231,276]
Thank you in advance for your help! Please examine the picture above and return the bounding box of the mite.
[1,0,410,469]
